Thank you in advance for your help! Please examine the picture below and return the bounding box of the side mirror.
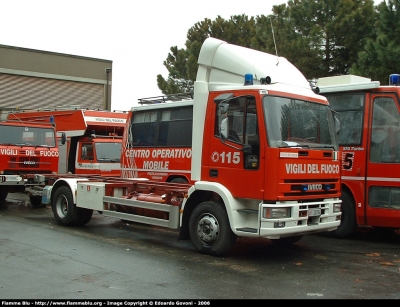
[82,146,87,159]
[332,111,340,134]
[220,117,228,140]
[61,132,66,145]
[219,102,230,141]
[214,93,234,104]
[332,110,340,145]
[219,102,229,115]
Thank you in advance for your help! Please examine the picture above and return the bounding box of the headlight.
[333,203,341,213]
[263,207,290,219]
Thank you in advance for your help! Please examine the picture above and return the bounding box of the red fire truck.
[7,107,127,177]
[316,74,400,237]
[4,107,127,207]
[0,119,58,206]
[123,93,193,183]
[40,37,342,256]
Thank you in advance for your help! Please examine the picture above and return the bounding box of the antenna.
[269,17,279,66]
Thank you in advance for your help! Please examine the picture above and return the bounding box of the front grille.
[298,203,332,226]
[9,156,41,169]
[281,178,340,198]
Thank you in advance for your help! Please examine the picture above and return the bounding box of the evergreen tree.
[157,0,377,93]
[351,0,400,84]
[157,15,256,94]
[282,0,375,79]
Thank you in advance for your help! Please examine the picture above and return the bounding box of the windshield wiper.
[35,144,53,148]
[308,145,336,149]
[99,158,121,162]
[15,143,32,146]
[277,141,309,148]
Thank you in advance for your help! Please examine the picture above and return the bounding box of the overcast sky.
[1,0,381,111]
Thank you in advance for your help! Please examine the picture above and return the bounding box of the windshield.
[263,96,338,149]
[0,125,56,147]
[324,93,364,145]
[95,142,121,162]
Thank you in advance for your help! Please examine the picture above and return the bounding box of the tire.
[270,235,303,245]
[30,195,46,208]
[329,190,357,238]
[170,178,188,183]
[0,189,8,202]
[77,209,93,226]
[52,186,81,226]
[189,201,237,256]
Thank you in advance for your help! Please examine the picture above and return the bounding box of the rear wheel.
[30,195,46,208]
[52,186,81,226]
[0,189,8,202]
[77,209,93,226]
[189,201,237,256]
[170,177,188,183]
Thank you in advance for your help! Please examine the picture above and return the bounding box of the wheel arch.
[179,181,237,240]
[330,183,357,237]
[341,183,357,218]
[50,178,90,205]
[167,175,190,183]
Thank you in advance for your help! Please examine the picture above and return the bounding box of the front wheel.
[189,201,237,256]
[52,185,81,226]
[329,190,357,238]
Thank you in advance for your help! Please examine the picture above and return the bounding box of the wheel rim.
[196,213,219,245]
[55,194,68,218]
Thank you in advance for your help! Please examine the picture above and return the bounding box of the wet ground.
[0,192,399,299]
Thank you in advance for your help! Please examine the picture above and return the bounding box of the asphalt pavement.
[1,192,399,300]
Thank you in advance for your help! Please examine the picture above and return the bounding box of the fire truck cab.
[0,119,59,205]
[317,74,400,236]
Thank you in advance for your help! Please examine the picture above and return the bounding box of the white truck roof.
[316,75,380,93]
[196,37,311,91]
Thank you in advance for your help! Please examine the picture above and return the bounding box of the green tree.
[253,3,323,78]
[351,0,400,84]
[157,15,256,94]
[157,0,377,93]
[281,0,376,79]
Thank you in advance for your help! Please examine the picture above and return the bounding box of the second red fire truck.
[2,107,127,206]
[317,74,400,237]
[8,107,128,176]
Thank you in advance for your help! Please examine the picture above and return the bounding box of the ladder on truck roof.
[9,105,128,114]
[138,92,193,105]
[9,105,82,113]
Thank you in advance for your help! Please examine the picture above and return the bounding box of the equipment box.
[77,182,106,210]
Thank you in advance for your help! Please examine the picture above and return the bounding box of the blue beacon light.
[389,74,400,86]
[244,74,253,85]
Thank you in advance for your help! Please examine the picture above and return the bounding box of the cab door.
[366,93,400,227]
[202,92,265,199]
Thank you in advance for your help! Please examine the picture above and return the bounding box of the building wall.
[0,44,112,120]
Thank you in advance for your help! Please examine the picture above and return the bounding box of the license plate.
[308,208,321,217]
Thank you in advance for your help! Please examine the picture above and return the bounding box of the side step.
[102,196,180,229]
